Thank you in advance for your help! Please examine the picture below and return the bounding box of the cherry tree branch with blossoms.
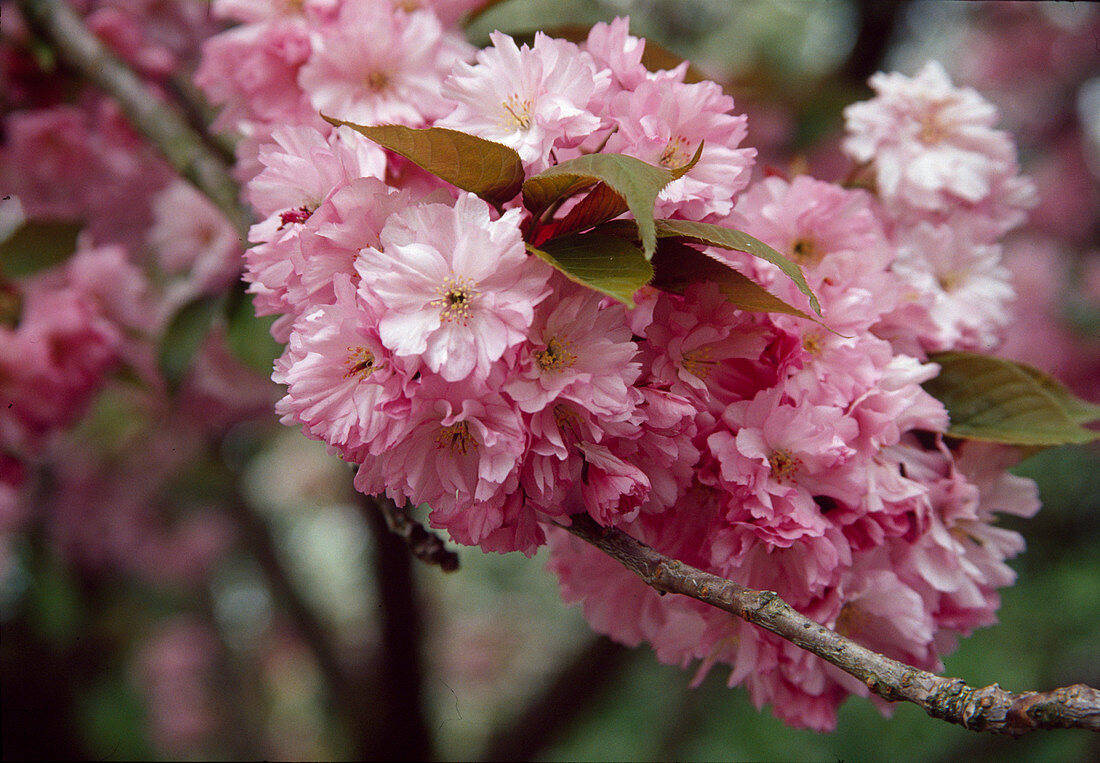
[7,0,1100,751]
[561,511,1100,735]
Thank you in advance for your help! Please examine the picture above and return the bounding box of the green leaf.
[322,118,525,206]
[0,220,82,278]
[528,234,653,308]
[652,219,820,314]
[225,292,282,376]
[651,239,816,320]
[522,147,702,260]
[924,352,1100,446]
[158,297,220,389]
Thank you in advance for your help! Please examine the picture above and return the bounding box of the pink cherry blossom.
[357,193,552,382]
[437,30,610,171]
[274,274,408,459]
[844,61,1018,209]
[602,77,755,220]
[503,280,641,417]
[298,2,471,127]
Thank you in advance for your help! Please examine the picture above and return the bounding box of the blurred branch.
[841,0,908,87]
[561,512,1100,736]
[16,0,251,237]
[481,636,632,761]
[360,493,434,761]
[225,494,351,708]
[364,494,460,572]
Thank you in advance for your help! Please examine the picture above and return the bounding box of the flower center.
[535,335,576,372]
[659,135,692,169]
[918,111,947,145]
[364,70,391,93]
[344,346,380,380]
[937,269,966,292]
[681,345,716,379]
[801,332,824,356]
[431,275,478,324]
[501,94,532,130]
[789,237,822,266]
[767,448,801,483]
[435,420,477,456]
[278,204,314,230]
[552,404,584,445]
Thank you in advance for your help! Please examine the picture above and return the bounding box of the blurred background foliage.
[2,0,1099,760]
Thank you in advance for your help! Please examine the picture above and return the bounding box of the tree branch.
[560,512,1100,736]
[362,494,460,572]
[15,0,251,237]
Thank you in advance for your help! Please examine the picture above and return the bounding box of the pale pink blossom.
[299,2,471,126]
[602,77,755,220]
[195,19,316,130]
[149,180,243,301]
[584,16,687,93]
[437,31,610,171]
[883,221,1015,353]
[274,274,407,458]
[503,281,640,417]
[844,61,1018,209]
[357,193,552,382]
[352,374,526,519]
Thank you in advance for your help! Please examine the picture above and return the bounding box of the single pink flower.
[357,193,552,382]
[437,30,610,171]
[299,2,471,126]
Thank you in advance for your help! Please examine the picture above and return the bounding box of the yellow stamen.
[344,346,380,380]
[435,421,477,456]
[535,335,577,372]
[767,448,801,483]
[430,275,478,324]
[681,345,716,380]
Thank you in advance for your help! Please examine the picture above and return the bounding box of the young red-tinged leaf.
[653,219,820,314]
[322,118,525,206]
[0,220,82,278]
[552,182,629,238]
[522,146,702,260]
[651,239,817,320]
[527,233,653,308]
[924,352,1100,447]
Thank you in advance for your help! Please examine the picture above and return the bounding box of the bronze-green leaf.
[653,219,820,314]
[527,233,653,308]
[522,147,702,260]
[323,118,525,206]
[0,220,83,278]
[924,352,1100,446]
[651,239,816,320]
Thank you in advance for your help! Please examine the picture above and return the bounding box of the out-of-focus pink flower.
[134,617,221,755]
[844,60,1019,213]
[149,179,243,302]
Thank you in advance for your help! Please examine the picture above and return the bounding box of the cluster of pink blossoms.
[198,1,1040,729]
